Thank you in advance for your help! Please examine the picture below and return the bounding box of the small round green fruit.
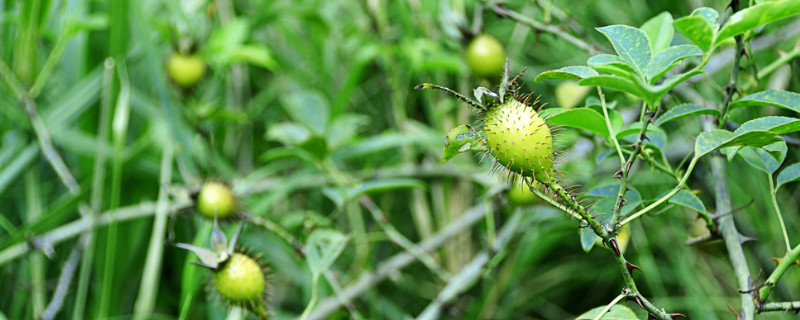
[212,253,266,303]
[465,34,506,78]
[167,53,207,88]
[507,180,542,206]
[196,181,237,219]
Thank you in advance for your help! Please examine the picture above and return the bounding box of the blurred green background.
[1,0,799,319]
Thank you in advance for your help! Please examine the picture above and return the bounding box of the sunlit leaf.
[596,25,652,77]
[645,45,703,83]
[640,12,674,54]
[576,305,638,320]
[535,66,599,81]
[668,189,706,214]
[728,90,800,114]
[716,1,800,46]
[673,15,715,51]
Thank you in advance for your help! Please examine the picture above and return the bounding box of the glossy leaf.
[645,45,703,82]
[695,129,782,158]
[673,15,715,51]
[577,305,638,320]
[596,25,652,76]
[579,75,647,99]
[587,54,638,76]
[777,162,800,190]
[535,66,598,81]
[640,12,674,54]
[656,103,721,126]
[668,189,706,214]
[736,116,800,135]
[692,7,719,25]
[541,108,614,139]
[716,1,800,47]
[728,90,800,114]
[443,125,485,162]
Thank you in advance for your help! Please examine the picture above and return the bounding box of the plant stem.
[767,173,791,251]
[756,301,800,313]
[758,242,800,302]
[0,200,193,267]
[611,107,656,228]
[592,293,626,320]
[491,4,599,54]
[619,156,699,227]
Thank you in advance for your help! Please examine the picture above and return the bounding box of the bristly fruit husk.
[483,97,554,183]
[211,252,270,319]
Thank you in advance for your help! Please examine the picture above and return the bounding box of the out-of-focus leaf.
[306,229,349,276]
[716,1,800,46]
[226,44,277,70]
[692,7,719,25]
[344,178,426,202]
[327,114,369,150]
[640,12,674,54]
[280,90,330,136]
[656,103,721,127]
[535,66,598,81]
[267,122,312,146]
[596,25,652,77]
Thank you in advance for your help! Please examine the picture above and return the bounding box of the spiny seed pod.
[212,253,269,310]
[196,181,238,219]
[417,58,557,185]
[483,97,554,183]
[175,220,270,319]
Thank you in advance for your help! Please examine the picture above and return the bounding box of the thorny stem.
[541,182,671,319]
[756,301,800,313]
[758,242,800,303]
[611,106,656,229]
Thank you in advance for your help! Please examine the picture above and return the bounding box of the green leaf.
[735,116,800,135]
[668,189,706,213]
[728,90,800,114]
[645,45,703,82]
[692,7,719,25]
[579,75,647,100]
[327,114,369,150]
[695,129,782,158]
[280,90,330,136]
[306,229,349,276]
[596,25,653,77]
[777,162,800,190]
[673,15,715,51]
[535,66,598,81]
[267,122,312,146]
[541,108,613,139]
[640,12,674,54]
[655,103,721,126]
[615,122,665,143]
[226,44,277,70]
[738,144,785,174]
[587,54,638,77]
[716,1,800,47]
[443,125,485,162]
[579,190,641,252]
[576,305,638,320]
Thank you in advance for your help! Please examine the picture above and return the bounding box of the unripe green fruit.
[507,180,542,205]
[197,181,237,219]
[167,53,206,88]
[212,253,265,303]
[484,99,555,183]
[465,34,506,78]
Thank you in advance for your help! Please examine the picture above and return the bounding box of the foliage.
[1,0,800,319]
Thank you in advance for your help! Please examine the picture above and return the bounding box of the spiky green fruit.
[212,253,266,303]
[483,99,555,183]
